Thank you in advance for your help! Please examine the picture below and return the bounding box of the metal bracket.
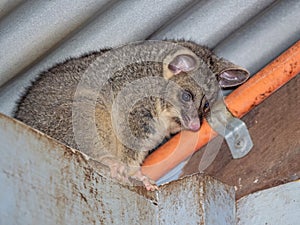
[207,99,253,159]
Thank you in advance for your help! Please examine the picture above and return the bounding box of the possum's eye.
[200,95,210,115]
[203,101,210,114]
[181,90,193,102]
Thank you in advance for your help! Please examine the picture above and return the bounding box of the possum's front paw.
[131,170,158,191]
[107,160,157,191]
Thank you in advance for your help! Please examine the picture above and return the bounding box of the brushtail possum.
[14,40,249,190]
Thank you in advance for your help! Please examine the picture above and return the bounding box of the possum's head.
[161,50,249,132]
[163,75,204,132]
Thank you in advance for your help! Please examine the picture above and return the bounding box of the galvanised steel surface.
[0,113,235,225]
[237,180,300,225]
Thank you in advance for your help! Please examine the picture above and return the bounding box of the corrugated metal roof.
[0,0,299,116]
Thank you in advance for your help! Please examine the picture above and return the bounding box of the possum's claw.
[131,170,158,191]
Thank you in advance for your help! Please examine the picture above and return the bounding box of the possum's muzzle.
[181,114,201,131]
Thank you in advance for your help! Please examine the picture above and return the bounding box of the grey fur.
[14,40,249,189]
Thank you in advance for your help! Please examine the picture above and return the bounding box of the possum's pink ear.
[168,54,197,75]
[217,68,250,88]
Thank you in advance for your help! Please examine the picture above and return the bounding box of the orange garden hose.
[142,40,300,181]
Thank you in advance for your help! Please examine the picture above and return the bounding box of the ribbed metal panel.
[151,0,277,47]
[0,0,299,115]
[0,0,114,86]
[215,0,300,75]
[0,0,24,19]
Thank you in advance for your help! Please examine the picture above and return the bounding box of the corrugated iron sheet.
[0,0,299,115]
